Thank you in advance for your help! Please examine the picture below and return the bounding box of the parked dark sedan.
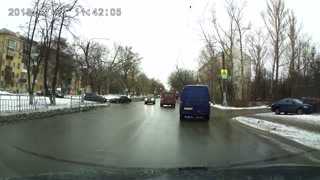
[271,98,313,115]
[109,96,132,103]
[301,97,320,113]
[84,93,107,103]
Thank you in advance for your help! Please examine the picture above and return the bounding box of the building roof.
[0,28,37,43]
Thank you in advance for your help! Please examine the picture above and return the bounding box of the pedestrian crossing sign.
[221,69,228,79]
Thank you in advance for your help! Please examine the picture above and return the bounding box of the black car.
[301,98,320,113]
[271,98,313,115]
[144,94,156,105]
[84,93,107,103]
[36,89,64,98]
[109,96,132,103]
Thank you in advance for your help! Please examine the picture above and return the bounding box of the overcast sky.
[1,0,319,89]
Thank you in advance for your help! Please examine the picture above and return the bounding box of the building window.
[12,72,14,77]
[16,83,18,87]
[1,71,4,76]
[20,84,23,88]
[6,39,17,48]
[17,63,20,69]
[13,62,15,68]
[16,73,19,78]
[6,61,10,66]
[21,74,24,79]
[7,48,15,56]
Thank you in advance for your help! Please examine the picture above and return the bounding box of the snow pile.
[232,116,320,150]
[0,91,11,95]
[212,104,268,110]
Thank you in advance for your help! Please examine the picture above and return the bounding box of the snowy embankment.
[211,104,268,110]
[232,116,320,150]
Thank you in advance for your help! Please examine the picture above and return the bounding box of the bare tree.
[21,0,47,104]
[168,64,197,92]
[285,9,302,96]
[227,0,251,100]
[50,0,78,105]
[246,28,269,100]
[261,0,289,101]
[209,0,241,104]
[115,46,142,96]
[38,0,60,104]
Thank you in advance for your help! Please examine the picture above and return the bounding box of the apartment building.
[0,28,44,93]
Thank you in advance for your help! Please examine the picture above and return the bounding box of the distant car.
[144,94,156,105]
[271,98,313,115]
[255,98,263,102]
[160,92,176,108]
[301,98,320,113]
[179,85,211,121]
[36,89,64,98]
[84,93,107,103]
[109,96,132,103]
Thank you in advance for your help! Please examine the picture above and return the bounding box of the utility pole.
[222,52,228,106]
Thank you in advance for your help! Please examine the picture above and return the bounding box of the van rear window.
[182,88,208,99]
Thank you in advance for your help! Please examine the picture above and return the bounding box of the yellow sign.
[220,69,228,76]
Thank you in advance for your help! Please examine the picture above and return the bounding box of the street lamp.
[81,38,110,102]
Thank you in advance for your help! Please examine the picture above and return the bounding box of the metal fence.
[0,94,48,113]
[0,94,104,113]
[0,94,143,113]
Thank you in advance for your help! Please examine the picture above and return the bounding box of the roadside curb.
[0,104,110,126]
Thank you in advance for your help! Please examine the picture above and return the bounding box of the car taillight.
[161,98,163,100]
[180,100,182,104]
[312,101,316,104]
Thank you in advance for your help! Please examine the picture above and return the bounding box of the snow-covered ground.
[232,116,320,150]
[211,104,268,110]
[255,112,320,125]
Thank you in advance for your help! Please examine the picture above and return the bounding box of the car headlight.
[145,98,147,101]
[151,98,154,101]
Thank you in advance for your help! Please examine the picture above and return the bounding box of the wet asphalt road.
[1,100,320,177]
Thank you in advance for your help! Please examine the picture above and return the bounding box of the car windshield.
[2,0,320,178]
[146,94,154,98]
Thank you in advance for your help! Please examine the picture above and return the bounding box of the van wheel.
[179,115,184,121]
[173,105,175,108]
[160,104,163,107]
[204,115,210,121]
[275,108,280,115]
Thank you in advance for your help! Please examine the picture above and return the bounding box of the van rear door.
[180,86,210,115]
